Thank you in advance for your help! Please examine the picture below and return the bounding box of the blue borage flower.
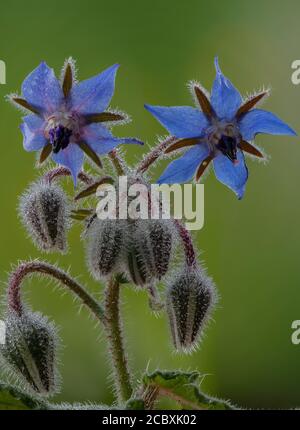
[9,58,143,185]
[145,58,296,198]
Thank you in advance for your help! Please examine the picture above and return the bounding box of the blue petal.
[70,64,119,114]
[238,108,297,141]
[211,57,242,120]
[22,62,63,113]
[157,144,210,184]
[52,143,84,186]
[82,123,143,154]
[145,104,209,138]
[213,150,248,199]
[20,115,47,151]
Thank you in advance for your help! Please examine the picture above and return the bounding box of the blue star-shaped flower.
[145,58,296,198]
[10,59,143,184]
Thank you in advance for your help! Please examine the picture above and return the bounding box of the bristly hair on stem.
[7,260,105,322]
[104,276,133,403]
[136,136,177,174]
[173,220,197,268]
[42,167,93,186]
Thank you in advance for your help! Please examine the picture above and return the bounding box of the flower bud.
[86,218,125,280]
[126,221,155,287]
[126,220,175,287]
[19,181,70,253]
[166,267,216,352]
[0,310,60,396]
[148,220,174,279]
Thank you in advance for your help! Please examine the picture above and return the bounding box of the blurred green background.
[1,0,300,409]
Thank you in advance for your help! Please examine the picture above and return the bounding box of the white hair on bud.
[166,265,217,354]
[0,309,61,397]
[18,180,70,254]
[85,218,126,281]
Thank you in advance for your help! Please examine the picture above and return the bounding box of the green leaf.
[142,370,236,410]
[0,381,48,410]
[52,402,113,410]
[126,399,145,410]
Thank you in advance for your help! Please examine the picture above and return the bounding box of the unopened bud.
[0,310,60,396]
[126,220,175,287]
[148,220,174,279]
[86,218,125,280]
[126,243,154,287]
[166,267,216,352]
[19,181,70,253]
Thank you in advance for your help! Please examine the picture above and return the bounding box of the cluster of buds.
[86,217,175,287]
[86,174,176,288]
[125,219,175,287]
[84,171,216,350]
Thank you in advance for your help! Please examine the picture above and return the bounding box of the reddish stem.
[136,136,176,174]
[8,261,104,322]
[136,136,177,173]
[43,167,93,185]
[174,220,197,267]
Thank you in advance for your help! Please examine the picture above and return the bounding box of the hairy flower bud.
[148,220,174,279]
[125,220,175,287]
[19,181,70,253]
[86,218,125,280]
[0,310,60,396]
[166,267,216,352]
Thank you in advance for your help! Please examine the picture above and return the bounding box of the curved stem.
[8,261,105,323]
[104,277,132,403]
[136,136,176,174]
[43,167,93,185]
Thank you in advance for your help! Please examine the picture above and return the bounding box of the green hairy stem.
[104,277,133,403]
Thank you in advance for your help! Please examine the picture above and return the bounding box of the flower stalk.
[104,276,133,403]
[8,261,105,322]
[174,220,196,267]
[136,136,176,174]
[43,166,93,185]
